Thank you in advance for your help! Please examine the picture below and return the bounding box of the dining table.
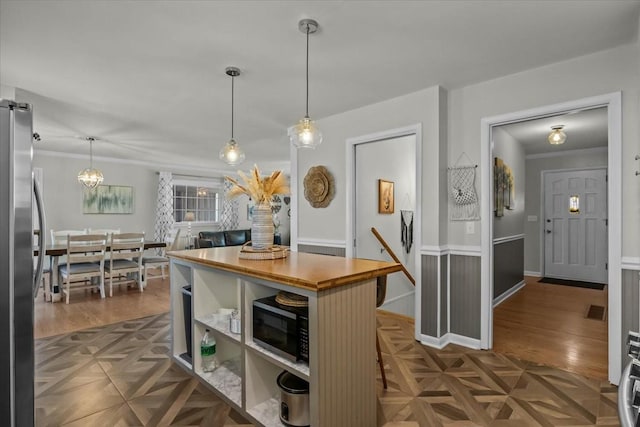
[35,241,167,302]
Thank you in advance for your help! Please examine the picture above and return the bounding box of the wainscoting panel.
[450,255,481,340]
[440,254,448,336]
[621,269,639,375]
[298,244,346,257]
[494,237,524,300]
[421,255,438,337]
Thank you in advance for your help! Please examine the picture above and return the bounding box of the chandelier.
[77,137,104,188]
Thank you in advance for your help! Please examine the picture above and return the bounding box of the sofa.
[196,229,251,248]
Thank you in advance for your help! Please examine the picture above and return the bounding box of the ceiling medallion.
[303,165,334,208]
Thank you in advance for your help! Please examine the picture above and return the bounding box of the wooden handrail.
[371,227,415,286]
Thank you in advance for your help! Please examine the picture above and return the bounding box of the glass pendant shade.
[289,116,323,148]
[219,138,245,166]
[77,137,104,188]
[548,126,567,145]
[77,168,104,188]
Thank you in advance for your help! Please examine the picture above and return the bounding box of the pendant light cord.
[305,23,310,118]
[89,138,94,169]
[231,74,235,140]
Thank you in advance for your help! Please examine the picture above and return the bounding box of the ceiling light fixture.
[289,18,323,149]
[77,137,104,188]
[548,125,567,145]
[219,66,245,166]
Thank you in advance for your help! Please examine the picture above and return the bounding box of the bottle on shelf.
[201,329,218,372]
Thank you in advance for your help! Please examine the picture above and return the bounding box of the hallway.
[493,277,608,380]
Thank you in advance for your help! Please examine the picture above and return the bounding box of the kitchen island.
[169,246,401,427]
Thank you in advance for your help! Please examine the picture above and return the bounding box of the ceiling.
[1,1,638,173]
[498,107,609,155]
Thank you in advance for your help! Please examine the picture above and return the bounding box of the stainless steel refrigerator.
[1,99,46,426]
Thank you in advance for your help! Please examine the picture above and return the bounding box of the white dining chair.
[104,232,145,297]
[141,228,181,286]
[58,233,107,304]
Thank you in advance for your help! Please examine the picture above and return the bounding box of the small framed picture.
[378,179,394,214]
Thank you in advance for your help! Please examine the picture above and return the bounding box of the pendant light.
[289,18,323,149]
[548,125,567,145]
[77,137,104,188]
[219,66,245,166]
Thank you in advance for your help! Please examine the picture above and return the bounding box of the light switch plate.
[527,215,538,222]
[466,222,475,234]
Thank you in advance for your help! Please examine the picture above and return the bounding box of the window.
[173,181,221,223]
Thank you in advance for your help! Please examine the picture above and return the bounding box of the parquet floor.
[35,310,620,426]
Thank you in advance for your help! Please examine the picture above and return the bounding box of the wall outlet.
[466,222,475,234]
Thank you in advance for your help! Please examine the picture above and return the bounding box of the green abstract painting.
[83,185,134,214]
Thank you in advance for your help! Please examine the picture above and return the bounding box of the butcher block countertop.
[168,246,401,291]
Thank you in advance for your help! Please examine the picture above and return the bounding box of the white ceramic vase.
[251,204,274,250]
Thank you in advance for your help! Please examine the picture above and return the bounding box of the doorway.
[346,125,422,334]
[480,92,622,384]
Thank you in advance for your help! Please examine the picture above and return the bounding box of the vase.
[251,204,274,250]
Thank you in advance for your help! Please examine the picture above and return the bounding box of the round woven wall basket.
[303,165,335,208]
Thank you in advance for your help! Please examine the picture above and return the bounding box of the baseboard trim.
[419,332,482,350]
[524,270,541,277]
[380,290,415,307]
[621,257,640,271]
[296,238,346,248]
[493,280,525,308]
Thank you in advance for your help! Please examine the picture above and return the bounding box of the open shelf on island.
[247,397,285,427]
[197,358,242,408]
[195,314,241,342]
[246,340,309,380]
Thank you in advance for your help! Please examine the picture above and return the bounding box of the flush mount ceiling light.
[77,137,104,188]
[289,18,323,149]
[548,125,567,145]
[219,66,246,166]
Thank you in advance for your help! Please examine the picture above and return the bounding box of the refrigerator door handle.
[33,178,46,299]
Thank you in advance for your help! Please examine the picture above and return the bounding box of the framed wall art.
[83,185,134,214]
[378,179,394,214]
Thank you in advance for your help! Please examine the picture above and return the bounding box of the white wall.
[33,152,293,247]
[448,42,640,255]
[524,149,608,273]
[492,127,525,239]
[297,86,444,247]
[34,153,158,244]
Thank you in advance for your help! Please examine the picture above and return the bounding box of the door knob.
[546,230,552,234]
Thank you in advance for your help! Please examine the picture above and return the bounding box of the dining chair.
[88,228,121,240]
[33,230,50,301]
[141,228,181,286]
[104,232,145,297]
[58,233,108,304]
[50,229,87,245]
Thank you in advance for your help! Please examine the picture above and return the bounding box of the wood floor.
[33,277,620,426]
[493,276,608,381]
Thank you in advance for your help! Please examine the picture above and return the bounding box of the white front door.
[543,168,607,283]
[354,134,416,317]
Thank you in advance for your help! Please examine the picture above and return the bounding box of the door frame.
[540,166,608,281]
[480,92,621,384]
[346,124,422,339]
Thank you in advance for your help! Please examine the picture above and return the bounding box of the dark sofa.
[196,229,251,248]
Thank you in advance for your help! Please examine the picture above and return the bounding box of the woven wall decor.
[303,165,335,208]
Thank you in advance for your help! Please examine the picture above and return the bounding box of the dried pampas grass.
[225,164,290,205]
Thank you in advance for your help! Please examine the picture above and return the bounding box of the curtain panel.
[154,171,174,254]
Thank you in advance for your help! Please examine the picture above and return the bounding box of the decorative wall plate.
[303,165,335,208]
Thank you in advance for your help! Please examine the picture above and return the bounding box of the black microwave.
[252,295,309,363]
